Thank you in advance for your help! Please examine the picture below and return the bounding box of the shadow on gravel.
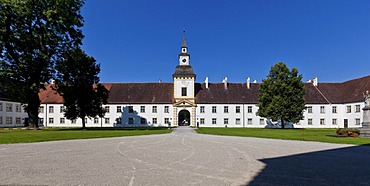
[248,145,370,186]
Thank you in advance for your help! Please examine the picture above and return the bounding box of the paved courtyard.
[1,127,370,185]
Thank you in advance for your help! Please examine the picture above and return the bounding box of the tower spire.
[182,29,187,48]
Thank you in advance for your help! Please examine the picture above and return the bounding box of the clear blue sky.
[81,0,370,83]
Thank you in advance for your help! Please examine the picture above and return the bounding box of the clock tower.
[173,30,196,127]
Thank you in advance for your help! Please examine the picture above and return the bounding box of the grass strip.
[0,127,172,144]
[196,128,370,145]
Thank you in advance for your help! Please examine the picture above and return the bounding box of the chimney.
[205,77,209,89]
[222,77,228,90]
[253,80,257,83]
[246,77,250,89]
[313,77,318,87]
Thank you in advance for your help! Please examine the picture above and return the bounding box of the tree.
[0,0,85,128]
[257,62,305,128]
[55,47,109,129]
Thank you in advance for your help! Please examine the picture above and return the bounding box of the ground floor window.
[116,117,122,124]
[141,118,146,124]
[15,117,21,124]
[152,118,157,124]
[259,118,264,125]
[71,119,77,124]
[212,118,217,125]
[128,118,134,124]
[236,118,241,125]
[60,118,65,124]
[0,116,2,124]
[164,118,170,124]
[39,118,44,125]
[224,118,228,125]
[200,118,205,125]
[308,119,313,125]
[104,118,110,124]
[355,118,361,125]
[94,118,99,124]
[332,118,337,125]
[320,119,325,125]
[247,118,252,125]
[49,118,54,124]
[6,117,12,124]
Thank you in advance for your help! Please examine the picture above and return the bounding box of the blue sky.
[81,0,370,83]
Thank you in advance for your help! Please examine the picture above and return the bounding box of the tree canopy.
[257,62,305,128]
[0,0,85,128]
[55,47,109,129]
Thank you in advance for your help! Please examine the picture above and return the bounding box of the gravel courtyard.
[1,127,369,185]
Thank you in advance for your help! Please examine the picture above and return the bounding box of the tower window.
[182,87,187,96]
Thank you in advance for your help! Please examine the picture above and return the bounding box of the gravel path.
[0,127,369,185]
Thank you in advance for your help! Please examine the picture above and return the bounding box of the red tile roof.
[38,75,370,105]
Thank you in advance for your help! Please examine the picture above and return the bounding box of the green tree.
[55,47,109,129]
[257,62,305,128]
[0,0,85,128]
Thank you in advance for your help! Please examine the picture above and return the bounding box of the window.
[308,119,313,125]
[236,106,240,113]
[128,118,134,124]
[15,117,21,124]
[200,118,205,125]
[49,118,54,124]
[355,118,361,125]
[0,116,2,124]
[152,106,157,113]
[6,103,12,112]
[164,106,169,113]
[15,105,21,112]
[224,118,228,125]
[332,118,337,125]
[140,106,145,113]
[116,117,122,124]
[200,106,205,113]
[140,118,146,124]
[60,118,65,124]
[117,106,122,113]
[236,118,241,125]
[71,119,76,124]
[152,118,157,124]
[104,118,110,124]
[6,117,12,124]
[247,118,253,125]
[247,106,252,113]
[105,106,110,113]
[0,102,2,111]
[355,105,361,113]
[260,118,265,125]
[212,106,217,113]
[320,119,325,125]
[332,106,337,114]
[307,106,312,113]
[346,105,351,113]
[60,106,65,113]
[49,106,54,113]
[320,106,325,114]
[39,106,44,113]
[128,106,133,113]
[39,118,44,125]
[94,118,99,124]
[164,118,170,124]
[182,87,187,96]
[212,118,217,125]
[224,106,228,113]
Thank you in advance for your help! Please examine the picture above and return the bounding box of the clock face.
[182,58,187,63]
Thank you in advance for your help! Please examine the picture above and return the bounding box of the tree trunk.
[281,120,285,129]
[26,92,40,129]
[82,116,86,129]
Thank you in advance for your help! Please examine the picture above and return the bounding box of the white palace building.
[1,33,369,128]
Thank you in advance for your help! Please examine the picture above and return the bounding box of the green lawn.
[0,127,172,144]
[196,128,370,145]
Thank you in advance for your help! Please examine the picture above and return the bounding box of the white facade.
[0,100,28,127]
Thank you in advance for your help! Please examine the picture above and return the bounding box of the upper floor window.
[0,102,2,111]
[49,106,54,113]
[15,104,21,112]
[152,106,157,113]
[235,106,240,113]
[200,106,205,113]
[355,105,361,113]
[247,106,252,113]
[39,106,44,113]
[182,87,187,96]
[346,105,351,113]
[60,106,65,113]
[307,106,313,113]
[128,106,134,113]
[224,106,228,113]
[212,106,217,113]
[6,103,12,112]
[117,106,122,113]
[332,106,337,114]
[164,106,169,113]
[140,106,145,113]
[320,106,325,114]
[105,106,110,113]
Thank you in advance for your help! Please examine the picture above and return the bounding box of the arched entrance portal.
[178,109,190,126]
